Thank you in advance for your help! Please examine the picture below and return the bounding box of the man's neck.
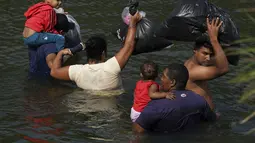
[87,59,104,65]
[191,56,200,65]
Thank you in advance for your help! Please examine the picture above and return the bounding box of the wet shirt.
[132,80,160,112]
[68,57,123,90]
[135,90,216,132]
[28,43,57,76]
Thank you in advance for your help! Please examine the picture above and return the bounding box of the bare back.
[23,27,36,38]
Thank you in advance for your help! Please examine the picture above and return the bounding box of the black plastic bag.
[114,17,173,55]
[64,14,82,48]
[155,0,240,65]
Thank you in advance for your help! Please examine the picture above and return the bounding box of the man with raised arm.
[50,12,142,90]
[185,17,229,110]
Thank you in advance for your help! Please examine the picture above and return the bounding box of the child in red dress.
[131,61,175,122]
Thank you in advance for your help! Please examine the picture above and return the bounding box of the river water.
[0,0,254,142]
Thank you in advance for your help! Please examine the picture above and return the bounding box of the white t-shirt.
[68,57,123,90]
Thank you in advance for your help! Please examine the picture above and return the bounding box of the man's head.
[140,61,158,80]
[55,13,69,33]
[193,39,214,66]
[85,36,107,62]
[161,63,189,91]
[45,0,62,8]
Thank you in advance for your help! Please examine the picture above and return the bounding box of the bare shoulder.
[186,62,223,81]
[184,58,196,70]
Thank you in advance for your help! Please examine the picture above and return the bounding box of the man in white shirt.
[50,12,141,90]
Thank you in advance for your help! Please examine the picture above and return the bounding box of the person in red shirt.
[131,61,175,122]
[23,0,69,52]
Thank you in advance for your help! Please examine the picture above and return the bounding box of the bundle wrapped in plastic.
[114,0,173,55]
[65,14,82,48]
[55,8,82,48]
[154,0,240,65]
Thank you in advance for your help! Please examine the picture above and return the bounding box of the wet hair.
[55,13,70,33]
[194,36,213,51]
[140,61,158,80]
[165,63,189,90]
[85,36,107,62]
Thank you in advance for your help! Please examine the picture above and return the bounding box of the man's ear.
[170,79,176,88]
[102,50,107,57]
[101,51,106,61]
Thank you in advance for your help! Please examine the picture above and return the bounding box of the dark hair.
[55,13,70,33]
[140,61,158,80]
[85,36,107,62]
[166,63,189,90]
[194,36,213,51]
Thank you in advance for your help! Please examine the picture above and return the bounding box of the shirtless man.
[184,17,229,110]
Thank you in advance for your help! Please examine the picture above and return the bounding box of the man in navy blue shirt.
[28,43,58,77]
[28,13,84,77]
[133,63,217,133]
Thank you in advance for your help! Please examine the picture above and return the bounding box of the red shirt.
[132,80,160,112]
[24,2,58,34]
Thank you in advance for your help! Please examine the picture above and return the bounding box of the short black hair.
[166,63,189,90]
[85,36,107,62]
[55,13,69,33]
[194,36,213,51]
[140,61,158,80]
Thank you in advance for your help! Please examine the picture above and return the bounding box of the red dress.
[24,2,58,34]
[132,80,160,112]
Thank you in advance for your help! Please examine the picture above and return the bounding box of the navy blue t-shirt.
[28,43,57,77]
[135,90,216,132]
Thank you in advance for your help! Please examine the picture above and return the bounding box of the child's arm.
[149,84,175,99]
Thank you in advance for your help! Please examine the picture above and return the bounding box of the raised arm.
[50,49,72,80]
[189,17,229,81]
[115,12,142,70]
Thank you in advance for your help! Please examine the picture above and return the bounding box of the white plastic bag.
[121,7,146,25]
[54,8,82,47]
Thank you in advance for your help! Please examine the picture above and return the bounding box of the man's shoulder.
[172,90,205,104]
[185,59,199,70]
[103,57,121,73]
[181,90,201,97]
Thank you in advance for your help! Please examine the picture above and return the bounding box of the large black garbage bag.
[155,0,240,65]
[114,18,173,55]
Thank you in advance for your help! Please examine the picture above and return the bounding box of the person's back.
[28,43,57,77]
[132,80,159,111]
[23,1,59,34]
[68,58,123,90]
[136,90,215,132]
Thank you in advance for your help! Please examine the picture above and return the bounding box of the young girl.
[131,61,175,122]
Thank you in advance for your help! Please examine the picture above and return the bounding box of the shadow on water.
[0,0,254,142]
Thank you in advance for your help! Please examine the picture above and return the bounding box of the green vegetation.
[229,12,255,135]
